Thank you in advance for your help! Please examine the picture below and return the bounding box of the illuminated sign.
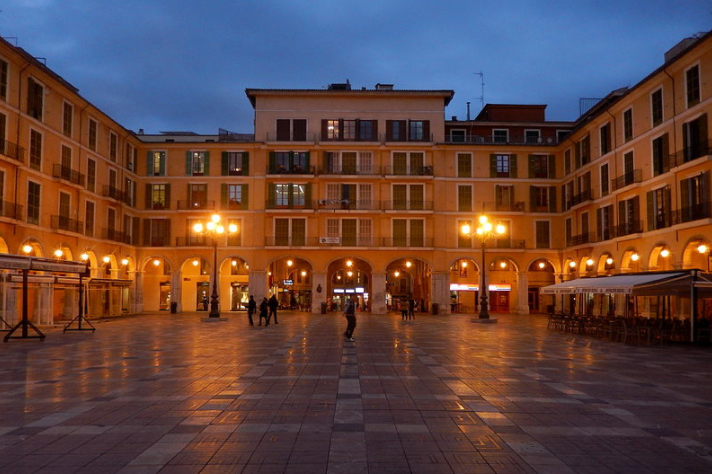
[449,283,511,292]
[282,279,293,286]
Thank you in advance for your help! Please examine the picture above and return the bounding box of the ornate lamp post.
[193,213,238,319]
[461,215,506,320]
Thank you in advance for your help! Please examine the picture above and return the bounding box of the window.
[495,185,514,211]
[392,184,424,210]
[493,129,508,143]
[126,143,136,171]
[651,89,663,127]
[647,186,671,231]
[600,163,609,197]
[680,172,709,222]
[227,219,242,246]
[409,120,427,141]
[29,129,42,170]
[143,219,171,246]
[490,154,517,178]
[392,151,425,175]
[276,119,307,141]
[80,160,94,196]
[457,185,472,212]
[565,218,572,247]
[60,145,72,179]
[274,218,306,246]
[623,152,635,186]
[392,219,424,247]
[109,132,118,162]
[458,219,472,248]
[457,153,472,177]
[325,183,372,210]
[58,192,70,221]
[682,114,708,162]
[623,108,633,142]
[599,123,611,155]
[575,135,590,167]
[27,181,40,225]
[617,196,640,236]
[125,178,136,207]
[269,183,308,209]
[187,151,208,175]
[222,183,248,210]
[189,183,208,208]
[597,205,613,241]
[325,151,373,175]
[652,134,670,176]
[27,77,43,120]
[535,221,550,249]
[529,186,556,212]
[326,218,372,246]
[88,119,98,151]
[386,120,406,141]
[62,102,73,137]
[149,151,166,176]
[147,184,169,210]
[85,201,95,237]
[269,151,310,174]
[0,112,5,150]
[562,181,573,211]
[686,64,700,108]
[222,151,249,176]
[525,130,541,143]
[124,215,140,246]
[0,58,7,101]
[528,154,554,179]
[564,149,571,175]
[323,119,377,141]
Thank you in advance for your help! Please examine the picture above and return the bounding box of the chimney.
[375,83,394,91]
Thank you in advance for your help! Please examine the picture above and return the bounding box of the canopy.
[540,271,712,296]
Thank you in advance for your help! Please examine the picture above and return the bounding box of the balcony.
[443,134,560,146]
[53,164,86,186]
[383,200,433,211]
[318,165,380,176]
[383,166,433,176]
[673,201,711,224]
[221,199,248,211]
[570,189,593,207]
[0,201,22,219]
[570,232,597,246]
[611,169,642,191]
[0,139,24,162]
[147,201,170,211]
[671,140,711,167]
[103,228,131,244]
[459,238,526,249]
[267,165,316,175]
[102,185,128,204]
[266,201,314,210]
[51,215,83,234]
[176,200,215,211]
[482,201,526,212]
[316,199,379,211]
[613,220,643,238]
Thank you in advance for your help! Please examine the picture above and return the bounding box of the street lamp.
[193,213,238,318]
[461,215,506,320]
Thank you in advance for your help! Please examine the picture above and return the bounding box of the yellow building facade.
[0,33,710,324]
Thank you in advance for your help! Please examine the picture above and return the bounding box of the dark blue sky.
[3,0,710,134]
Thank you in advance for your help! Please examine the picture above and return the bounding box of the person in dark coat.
[408,298,416,320]
[259,297,269,326]
[268,294,279,324]
[247,295,256,326]
[343,295,357,341]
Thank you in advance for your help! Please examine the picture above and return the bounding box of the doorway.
[159,282,171,311]
[196,282,209,311]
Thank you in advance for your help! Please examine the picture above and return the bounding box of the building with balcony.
[0,32,710,327]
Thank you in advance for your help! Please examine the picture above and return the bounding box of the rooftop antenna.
[474,71,485,111]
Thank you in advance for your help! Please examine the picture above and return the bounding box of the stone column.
[249,270,269,301]
[133,270,144,313]
[371,272,387,315]
[171,270,182,312]
[311,272,327,314]
[516,271,529,314]
[431,271,450,314]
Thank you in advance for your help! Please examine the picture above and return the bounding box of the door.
[196,282,209,311]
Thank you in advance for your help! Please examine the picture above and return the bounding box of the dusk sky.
[3,0,711,134]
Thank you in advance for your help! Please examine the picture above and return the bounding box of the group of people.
[397,297,417,321]
[246,294,279,326]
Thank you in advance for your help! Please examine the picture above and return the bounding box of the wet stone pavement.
[0,311,711,474]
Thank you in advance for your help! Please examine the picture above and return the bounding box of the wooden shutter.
[597,208,603,239]
[529,186,536,210]
[143,219,151,246]
[371,120,379,141]
[305,183,312,208]
[646,191,655,231]
[145,183,152,209]
[165,184,171,209]
[242,184,249,209]
[293,119,307,141]
[267,183,276,208]
[221,183,228,208]
[305,151,311,171]
[528,155,535,178]
[385,120,394,141]
[549,187,557,213]
[146,151,153,175]
[618,200,625,229]
[269,152,276,173]
[548,155,556,178]
[221,152,228,175]
[276,119,290,140]
[510,154,517,178]
[490,154,497,178]
[422,120,430,142]
[132,216,140,245]
[185,151,192,175]
[321,119,329,141]
[203,151,210,175]
[242,152,250,175]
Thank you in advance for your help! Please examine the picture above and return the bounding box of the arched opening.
[449,258,479,313]
[326,257,371,312]
[143,257,173,311]
[269,257,314,311]
[386,258,430,314]
[527,259,556,313]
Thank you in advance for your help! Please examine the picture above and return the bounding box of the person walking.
[259,297,269,326]
[343,295,357,342]
[247,295,256,326]
[268,294,279,324]
[408,297,416,320]
[400,298,408,320]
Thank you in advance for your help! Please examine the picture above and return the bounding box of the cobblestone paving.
[1,311,711,474]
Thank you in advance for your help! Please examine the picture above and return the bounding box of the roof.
[245,87,455,108]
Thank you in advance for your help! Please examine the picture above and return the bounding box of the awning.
[540,272,691,295]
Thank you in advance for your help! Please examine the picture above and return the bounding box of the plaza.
[0,311,711,474]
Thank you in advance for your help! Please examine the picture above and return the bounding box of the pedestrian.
[343,295,357,342]
[400,298,408,320]
[408,297,415,320]
[247,295,256,326]
[268,294,279,324]
[259,297,269,326]
[290,294,297,310]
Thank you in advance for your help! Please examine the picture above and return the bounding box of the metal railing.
[611,169,641,191]
[383,166,433,176]
[382,200,433,211]
[570,189,593,207]
[671,140,711,167]
[51,215,83,234]
[176,200,215,211]
[52,164,86,186]
[0,201,22,219]
[317,165,380,176]
[0,139,24,162]
[613,221,643,238]
[443,134,561,145]
[570,232,597,246]
[672,202,711,224]
[316,199,379,211]
[267,165,316,175]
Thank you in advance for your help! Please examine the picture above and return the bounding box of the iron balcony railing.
[383,166,433,176]
[570,232,597,246]
[176,200,216,211]
[51,215,83,234]
[611,169,642,191]
[443,134,561,145]
[267,165,316,175]
[382,200,434,211]
[672,201,711,224]
[613,220,643,238]
[0,139,24,162]
[0,201,22,220]
[671,140,711,167]
[316,199,379,211]
[53,164,86,186]
[103,228,131,244]
[317,165,380,176]
[570,189,593,207]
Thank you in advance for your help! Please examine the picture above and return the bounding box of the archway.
[682,238,711,271]
[449,258,479,313]
[142,256,173,311]
[327,257,371,312]
[269,257,314,311]
[527,259,556,313]
[649,243,674,271]
[386,257,430,314]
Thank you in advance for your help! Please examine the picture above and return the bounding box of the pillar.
[249,270,269,301]
[371,272,387,315]
[516,271,529,315]
[133,270,144,313]
[431,271,450,315]
[171,270,182,312]
[311,272,327,313]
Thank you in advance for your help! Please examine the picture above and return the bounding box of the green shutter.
[242,152,250,175]
[305,151,311,172]
[528,155,535,178]
[269,152,276,173]
[597,208,603,240]
[143,219,151,246]
[549,187,557,213]
[145,183,152,209]
[529,186,536,210]
[664,187,672,227]
[305,183,312,208]
[510,154,517,178]
[548,155,556,178]
[159,153,165,176]
[147,151,153,175]
[221,152,228,176]
[267,183,276,208]
[646,191,654,231]
[185,151,192,175]
[165,184,171,209]
[490,154,497,177]
[203,151,210,175]
[242,184,249,209]
[221,183,228,207]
